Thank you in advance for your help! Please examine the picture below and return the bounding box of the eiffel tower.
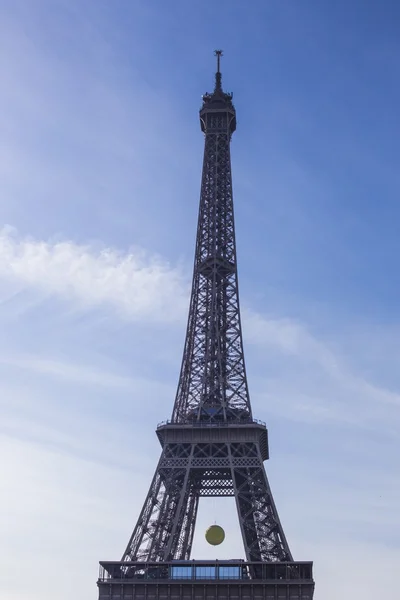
[98,51,315,600]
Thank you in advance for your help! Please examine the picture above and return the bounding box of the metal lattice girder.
[172,92,251,425]
[122,434,292,563]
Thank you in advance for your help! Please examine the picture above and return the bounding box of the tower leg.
[122,444,199,562]
[229,442,293,562]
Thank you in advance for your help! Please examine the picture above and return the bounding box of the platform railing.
[98,560,313,583]
[157,418,266,429]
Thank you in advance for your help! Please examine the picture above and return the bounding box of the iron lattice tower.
[122,52,291,564]
[98,52,314,600]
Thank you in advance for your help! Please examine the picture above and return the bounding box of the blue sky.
[1,1,399,598]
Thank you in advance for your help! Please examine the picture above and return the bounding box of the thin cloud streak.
[0,353,139,389]
[0,227,188,322]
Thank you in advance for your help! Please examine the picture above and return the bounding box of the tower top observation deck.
[200,50,236,134]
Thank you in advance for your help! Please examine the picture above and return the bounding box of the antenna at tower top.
[214,49,223,92]
[214,49,223,73]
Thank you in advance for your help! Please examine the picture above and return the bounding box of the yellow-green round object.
[205,525,225,546]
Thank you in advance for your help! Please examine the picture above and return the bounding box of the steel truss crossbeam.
[122,437,292,563]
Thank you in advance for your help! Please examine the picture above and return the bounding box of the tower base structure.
[98,560,314,600]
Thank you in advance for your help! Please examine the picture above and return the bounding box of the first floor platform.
[98,560,314,600]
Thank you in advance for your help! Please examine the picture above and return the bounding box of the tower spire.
[201,50,234,117]
[214,49,223,91]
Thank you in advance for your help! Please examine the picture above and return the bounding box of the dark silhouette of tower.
[98,51,315,600]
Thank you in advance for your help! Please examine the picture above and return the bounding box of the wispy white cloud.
[244,310,400,430]
[244,311,338,369]
[0,227,188,322]
[0,353,136,389]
